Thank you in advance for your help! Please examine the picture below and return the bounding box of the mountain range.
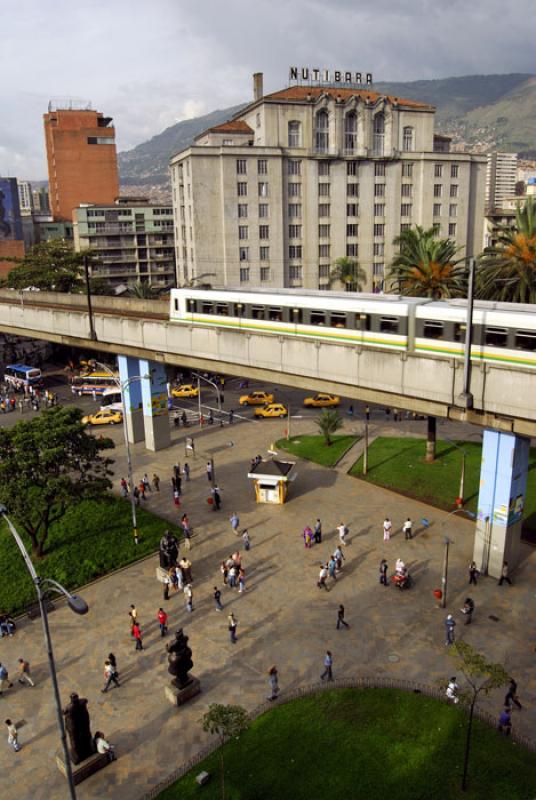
[118,73,536,193]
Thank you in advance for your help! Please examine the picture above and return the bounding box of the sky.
[1,0,534,180]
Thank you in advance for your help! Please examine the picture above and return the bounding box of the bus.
[100,388,123,412]
[4,364,43,390]
[72,372,118,396]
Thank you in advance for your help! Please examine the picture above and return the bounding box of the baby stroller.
[391,571,413,590]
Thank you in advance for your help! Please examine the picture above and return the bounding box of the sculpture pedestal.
[164,675,201,707]
[56,750,110,785]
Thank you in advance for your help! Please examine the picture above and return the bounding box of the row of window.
[237,182,268,197]
[285,160,458,179]
[237,159,268,175]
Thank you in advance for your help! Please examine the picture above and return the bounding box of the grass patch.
[276,434,358,467]
[0,498,179,616]
[157,688,536,800]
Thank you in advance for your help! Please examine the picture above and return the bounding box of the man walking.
[498,561,512,586]
[5,719,20,752]
[333,545,344,571]
[157,608,168,637]
[132,621,143,651]
[101,659,120,692]
[402,517,412,540]
[336,605,349,630]
[444,614,456,645]
[461,597,475,625]
[317,564,329,591]
[206,461,213,482]
[468,561,479,585]
[379,559,388,586]
[383,517,392,541]
[320,651,333,681]
[314,518,322,544]
[230,512,240,535]
[0,663,13,695]
[228,612,238,644]
[337,522,348,546]
[152,473,160,492]
[505,678,522,711]
[17,658,35,687]
[214,586,224,611]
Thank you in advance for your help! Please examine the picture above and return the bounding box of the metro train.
[169,288,536,370]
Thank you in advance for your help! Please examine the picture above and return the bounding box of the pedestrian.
[214,586,224,611]
[143,473,152,493]
[446,677,459,704]
[212,485,222,510]
[333,545,344,571]
[94,731,116,762]
[336,604,349,629]
[379,559,388,585]
[183,462,190,481]
[320,651,333,681]
[238,567,246,593]
[157,608,168,636]
[303,526,313,548]
[505,678,523,711]
[402,517,412,540]
[337,522,348,546]
[461,597,475,625]
[220,560,229,585]
[179,556,193,584]
[175,564,184,591]
[181,514,191,549]
[173,488,180,507]
[132,622,143,651]
[383,517,392,541]
[228,564,238,588]
[229,409,234,424]
[162,571,170,601]
[17,658,35,687]
[328,556,337,581]
[317,564,329,591]
[5,719,20,752]
[230,512,240,535]
[152,473,160,492]
[169,566,179,593]
[314,518,322,544]
[498,561,512,586]
[228,612,238,643]
[242,529,250,551]
[128,605,138,630]
[206,461,213,482]
[120,477,128,498]
[173,463,181,481]
[184,583,194,612]
[267,665,280,701]
[101,659,120,692]
[469,561,479,585]
[444,614,456,645]
[348,404,354,417]
[108,653,119,683]
[498,707,512,736]
[133,486,140,507]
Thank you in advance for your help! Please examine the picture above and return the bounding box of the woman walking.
[267,665,280,701]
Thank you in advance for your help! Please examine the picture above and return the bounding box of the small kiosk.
[247,459,296,504]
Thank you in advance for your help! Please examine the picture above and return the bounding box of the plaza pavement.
[0,414,535,800]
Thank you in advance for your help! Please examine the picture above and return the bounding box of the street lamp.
[191,371,222,425]
[0,505,88,800]
[438,507,476,608]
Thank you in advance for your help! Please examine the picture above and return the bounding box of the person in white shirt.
[446,678,459,704]
[337,522,348,545]
[5,719,20,751]
[395,558,406,576]
[403,518,412,540]
[383,518,392,541]
[94,731,116,761]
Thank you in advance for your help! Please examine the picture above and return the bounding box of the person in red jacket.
[132,621,143,651]
[157,608,168,637]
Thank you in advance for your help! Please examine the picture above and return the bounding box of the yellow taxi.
[171,384,199,398]
[254,403,288,419]
[82,408,123,426]
[239,390,274,406]
[303,393,341,408]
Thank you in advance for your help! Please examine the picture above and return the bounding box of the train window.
[174,299,179,312]
[252,305,265,320]
[330,312,347,328]
[380,316,399,334]
[201,302,214,315]
[515,330,536,351]
[269,307,282,321]
[187,299,197,313]
[216,304,229,316]
[485,327,508,348]
[423,321,444,340]
[311,311,326,326]
[453,323,466,343]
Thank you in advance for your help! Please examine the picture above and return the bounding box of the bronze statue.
[167,628,193,688]
[63,692,94,764]
[159,529,179,569]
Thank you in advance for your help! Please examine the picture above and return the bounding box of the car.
[239,390,274,406]
[171,384,199,398]
[254,403,288,419]
[303,393,341,408]
[82,408,123,426]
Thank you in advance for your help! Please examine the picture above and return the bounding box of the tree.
[0,406,114,558]
[202,703,249,800]
[315,408,343,446]
[6,240,100,293]
[451,641,510,792]
[329,257,366,292]
[476,196,536,303]
[388,225,466,299]
[128,280,159,299]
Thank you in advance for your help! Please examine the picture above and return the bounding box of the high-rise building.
[170,73,486,291]
[0,177,24,277]
[43,102,119,221]
[32,186,50,214]
[485,152,518,210]
[17,180,34,215]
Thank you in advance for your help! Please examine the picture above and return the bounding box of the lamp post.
[0,505,88,800]
[438,507,477,608]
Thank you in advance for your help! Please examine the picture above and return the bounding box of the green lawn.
[276,434,358,467]
[157,688,536,800]
[349,437,536,536]
[0,498,180,616]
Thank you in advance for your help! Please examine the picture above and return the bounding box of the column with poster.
[117,355,144,443]
[139,359,171,451]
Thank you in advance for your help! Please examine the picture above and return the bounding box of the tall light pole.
[438,507,476,608]
[0,505,88,800]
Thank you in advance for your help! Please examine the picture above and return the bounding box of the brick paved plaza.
[0,416,535,799]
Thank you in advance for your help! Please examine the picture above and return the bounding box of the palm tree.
[329,257,366,292]
[129,280,158,299]
[476,196,536,302]
[315,408,343,446]
[388,225,466,299]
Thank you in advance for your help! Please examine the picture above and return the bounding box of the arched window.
[315,110,329,153]
[288,120,302,148]
[344,112,357,153]
[403,126,414,152]
[373,113,385,156]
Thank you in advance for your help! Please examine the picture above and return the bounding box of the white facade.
[486,152,518,210]
[17,180,33,215]
[170,78,486,292]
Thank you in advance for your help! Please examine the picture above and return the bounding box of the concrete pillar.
[139,358,170,451]
[117,355,144,443]
[473,430,530,578]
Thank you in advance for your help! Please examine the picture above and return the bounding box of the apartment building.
[486,151,518,211]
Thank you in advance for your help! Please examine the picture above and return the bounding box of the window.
[237,182,247,196]
[318,161,330,176]
[449,204,457,217]
[259,203,269,218]
[401,203,412,217]
[319,244,330,258]
[319,264,330,278]
[260,267,270,281]
[259,225,269,239]
[315,109,329,153]
[288,203,301,218]
[450,184,458,198]
[373,263,384,276]
[260,246,270,260]
[403,126,414,151]
[258,182,268,197]
[448,223,457,237]
[236,159,247,175]
[238,225,248,240]
[289,265,303,280]
[223,139,233,146]
[319,224,330,238]
[318,182,330,197]
[240,267,250,282]
[347,203,359,217]
[373,114,385,155]
[289,245,302,259]
[434,184,442,198]
[346,243,358,257]
[311,310,326,325]
[288,182,301,198]
[257,159,267,174]
[374,223,385,237]
[347,161,358,176]
[375,183,385,197]
[318,203,330,217]
[451,164,459,178]
[515,331,536,351]
[380,316,399,333]
[374,203,385,217]
[239,246,249,261]
[288,159,301,175]
[289,224,302,238]
[423,321,444,339]
[374,162,386,177]
[331,312,347,328]
[434,164,443,178]
[87,136,116,145]
[433,204,442,217]
[400,223,411,232]
[401,184,412,198]
[344,112,357,153]
[347,183,359,197]
[288,121,302,147]
[374,243,385,256]
[485,327,508,348]
[402,163,414,178]
[347,223,358,236]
